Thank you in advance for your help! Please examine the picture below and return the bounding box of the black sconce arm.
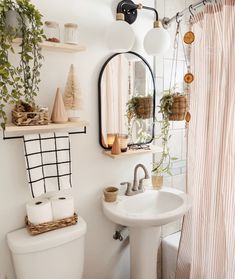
[116,0,159,24]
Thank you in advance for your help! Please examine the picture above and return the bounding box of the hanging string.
[169,17,181,93]
[180,26,190,71]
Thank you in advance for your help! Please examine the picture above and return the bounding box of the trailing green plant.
[152,90,178,176]
[0,0,45,128]
[126,95,153,143]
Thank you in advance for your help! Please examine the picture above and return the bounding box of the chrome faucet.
[120,164,150,196]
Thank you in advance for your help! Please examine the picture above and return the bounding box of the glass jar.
[44,21,60,43]
[64,23,78,45]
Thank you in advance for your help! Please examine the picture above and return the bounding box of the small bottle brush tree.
[0,0,45,128]
[64,64,83,122]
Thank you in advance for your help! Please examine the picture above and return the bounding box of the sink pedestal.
[129,227,161,279]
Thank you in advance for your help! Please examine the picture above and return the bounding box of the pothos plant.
[0,0,45,128]
[126,95,152,144]
[152,91,178,176]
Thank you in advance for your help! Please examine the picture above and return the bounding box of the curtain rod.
[162,0,216,28]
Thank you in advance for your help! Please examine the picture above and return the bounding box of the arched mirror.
[98,52,155,150]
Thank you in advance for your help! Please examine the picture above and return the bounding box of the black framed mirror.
[98,51,155,150]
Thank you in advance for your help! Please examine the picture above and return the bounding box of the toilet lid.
[7,217,87,254]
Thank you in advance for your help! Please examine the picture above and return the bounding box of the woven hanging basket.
[135,96,153,119]
[169,95,187,121]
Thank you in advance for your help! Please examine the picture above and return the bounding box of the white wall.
[0,1,155,279]
[0,0,197,277]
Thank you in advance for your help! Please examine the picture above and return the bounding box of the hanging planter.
[135,96,153,119]
[160,92,187,122]
[169,94,187,121]
[0,0,45,128]
[127,96,153,120]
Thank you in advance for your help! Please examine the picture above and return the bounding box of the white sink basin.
[102,187,192,279]
[103,188,191,227]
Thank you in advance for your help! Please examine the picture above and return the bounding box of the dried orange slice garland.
[184,72,194,84]
[184,31,195,44]
[181,22,195,123]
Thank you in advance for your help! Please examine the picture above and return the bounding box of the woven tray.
[25,213,78,236]
[12,110,49,126]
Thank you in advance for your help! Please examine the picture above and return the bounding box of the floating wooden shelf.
[103,148,152,159]
[5,121,88,133]
[13,38,86,53]
[103,145,163,159]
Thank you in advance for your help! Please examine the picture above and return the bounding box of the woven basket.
[169,95,187,121]
[103,187,118,202]
[135,96,153,119]
[25,213,78,235]
[12,110,49,126]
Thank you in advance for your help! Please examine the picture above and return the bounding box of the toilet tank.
[7,217,87,279]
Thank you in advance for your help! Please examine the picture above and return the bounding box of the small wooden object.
[185,111,191,122]
[51,88,68,123]
[184,73,194,84]
[111,135,121,155]
[25,213,78,235]
[103,187,118,202]
[184,31,195,44]
[169,95,187,121]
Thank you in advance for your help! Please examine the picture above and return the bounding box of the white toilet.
[7,217,87,279]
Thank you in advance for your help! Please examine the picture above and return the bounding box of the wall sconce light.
[107,0,171,55]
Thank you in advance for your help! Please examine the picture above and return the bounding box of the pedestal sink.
[102,187,192,279]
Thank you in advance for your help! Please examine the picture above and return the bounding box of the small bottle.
[64,23,78,45]
[44,21,60,43]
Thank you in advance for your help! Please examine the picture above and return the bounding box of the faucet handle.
[120,182,132,196]
[120,182,131,187]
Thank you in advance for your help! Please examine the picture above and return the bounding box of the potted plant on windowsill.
[0,0,45,128]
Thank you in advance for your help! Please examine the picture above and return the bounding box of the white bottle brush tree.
[64,64,83,121]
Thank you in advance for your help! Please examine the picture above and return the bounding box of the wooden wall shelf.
[13,38,86,53]
[5,121,88,133]
[3,121,89,140]
[103,148,152,159]
[103,145,163,159]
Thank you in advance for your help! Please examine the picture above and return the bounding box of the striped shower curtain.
[176,1,235,278]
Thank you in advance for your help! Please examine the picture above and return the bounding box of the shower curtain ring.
[189,5,195,17]
[176,12,181,23]
[203,0,207,5]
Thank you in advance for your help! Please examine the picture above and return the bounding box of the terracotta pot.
[151,175,163,189]
[103,187,119,202]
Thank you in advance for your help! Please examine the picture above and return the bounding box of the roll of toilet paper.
[51,195,74,221]
[26,199,53,225]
